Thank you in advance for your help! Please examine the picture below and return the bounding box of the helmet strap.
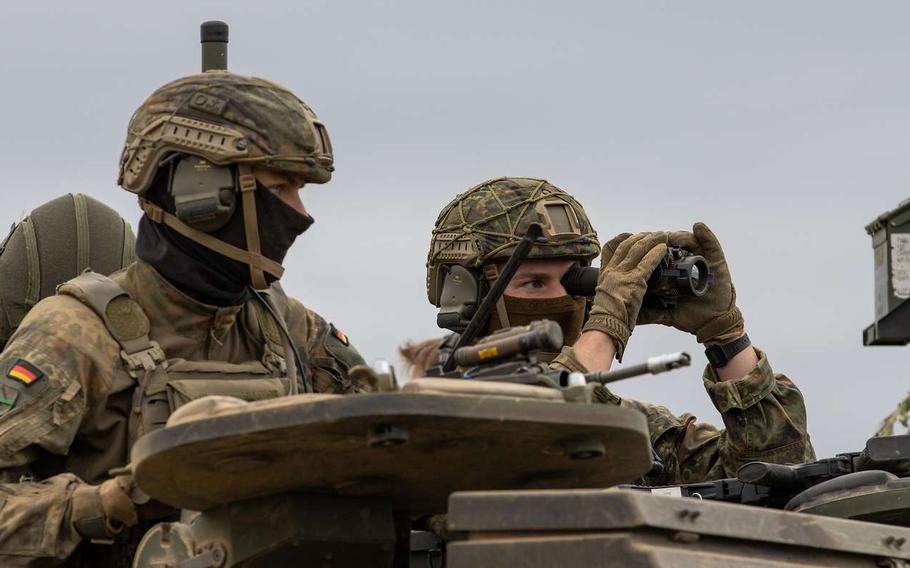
[483,264,511,329]
[139,194,284,284]
[237,165,269,289]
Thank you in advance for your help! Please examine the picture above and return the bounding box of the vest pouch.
[161,359,290,414]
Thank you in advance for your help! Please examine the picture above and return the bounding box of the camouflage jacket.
[0,260,367,567]
[402,337,815,486]
[550,345,815,485]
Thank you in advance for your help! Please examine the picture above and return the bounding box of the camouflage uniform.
[0,260,365,566]
[417,176,815,487]
[549,346,813,485]
[0,46,362,565]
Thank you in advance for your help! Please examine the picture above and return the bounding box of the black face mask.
[136,168,314,306]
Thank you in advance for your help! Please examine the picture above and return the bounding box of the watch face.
[705,346,726,368]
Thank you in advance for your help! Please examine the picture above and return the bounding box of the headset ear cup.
[220,188,237,221]
[430,265,447,306]
[435,266,487,333]
[170,157,238,233]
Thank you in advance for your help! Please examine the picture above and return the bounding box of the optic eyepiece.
[560,247,714,309]
[561,263,599,297]
[644,247,714,308]
[675,255,711,297]
[201,21,229,72]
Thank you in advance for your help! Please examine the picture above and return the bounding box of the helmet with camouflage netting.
[427,177,600,306]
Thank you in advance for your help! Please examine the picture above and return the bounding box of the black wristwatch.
[704,334,751,368]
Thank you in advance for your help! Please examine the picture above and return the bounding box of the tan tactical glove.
[72,472,139,540]
[582,231,668,360]
[638,222,744,344]
[98,473,139,534]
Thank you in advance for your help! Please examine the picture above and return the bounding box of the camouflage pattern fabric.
[119,71,333,194]
[402,338,814,485]
[429,177,600,265]
[0,260,367,566]
[619,350,815,484]
[877,394,910,437]
[426,177,601,304]
[552,345,814,484]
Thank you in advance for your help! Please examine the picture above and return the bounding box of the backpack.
[0,193,135,348]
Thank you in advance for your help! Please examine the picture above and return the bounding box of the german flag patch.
[7,359,44,386]
[330,324,349,346]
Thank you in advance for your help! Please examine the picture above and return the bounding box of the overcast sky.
[0,1,907,457]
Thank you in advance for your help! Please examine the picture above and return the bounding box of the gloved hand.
[98,472,139,535]
[638,222,744,344]
[582,231,668,360]
[73,469,168,540]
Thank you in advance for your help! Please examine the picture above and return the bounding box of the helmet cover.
[427,177,600,305]
[119,71,333,193]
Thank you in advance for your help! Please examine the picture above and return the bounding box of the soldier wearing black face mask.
[135,164,316,307]
[401,176,814,487]
[0,27,368,566]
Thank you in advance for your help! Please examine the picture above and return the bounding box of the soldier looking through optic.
[403,176,815,485]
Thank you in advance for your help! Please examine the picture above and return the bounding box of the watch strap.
[705,333,751,368]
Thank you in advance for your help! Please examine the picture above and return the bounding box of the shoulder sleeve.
[702,348,815,470]
[284,298,368,394]
[0,295,119,563]
[630,347,815,486]
[0,295,116,462]
[621,397,726,485]
[0,473,95,564]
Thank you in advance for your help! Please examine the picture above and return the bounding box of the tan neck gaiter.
[487,295,588,350]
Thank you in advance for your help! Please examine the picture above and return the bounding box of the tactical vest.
[58,271,301,446]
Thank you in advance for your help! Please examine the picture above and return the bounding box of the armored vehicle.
[6,24,906,568]
[121,198,910,567]
[126,382,910,567]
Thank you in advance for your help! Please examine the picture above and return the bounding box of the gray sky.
[0,1,907,456]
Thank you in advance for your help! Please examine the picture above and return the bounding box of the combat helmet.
[117,21,333,289]
[427,177,600,332]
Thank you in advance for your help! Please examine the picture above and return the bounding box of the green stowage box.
[864,198,910,345]
[446,490,910,567]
